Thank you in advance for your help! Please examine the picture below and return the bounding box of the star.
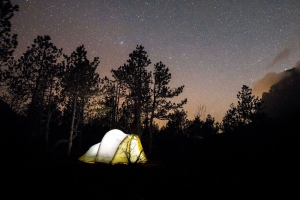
[10,0,300,122]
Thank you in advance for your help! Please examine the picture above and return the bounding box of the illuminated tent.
[78,129,147,164]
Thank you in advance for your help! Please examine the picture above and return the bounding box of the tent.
[78,129,147,164]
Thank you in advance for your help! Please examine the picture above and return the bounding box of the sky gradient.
[11,0,300,123]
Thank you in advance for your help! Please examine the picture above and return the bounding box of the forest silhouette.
[1,1,298,199]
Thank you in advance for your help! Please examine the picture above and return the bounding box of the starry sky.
[10,0,300,123]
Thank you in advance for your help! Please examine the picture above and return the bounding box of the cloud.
[253,59,300,98]
[252,71,289,98]
[260,62,300,120]
[294,60,300,71]
[267,48,291,69]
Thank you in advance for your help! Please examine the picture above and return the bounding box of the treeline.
[1,1,298,162]
[0,1,189,157]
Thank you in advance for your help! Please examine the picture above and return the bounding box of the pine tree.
[0,0,19,84]
[62,45,100,156]
[148,61,187,152]
[4,35,62,147]
[221,85,264,132]
[111,45,151,135]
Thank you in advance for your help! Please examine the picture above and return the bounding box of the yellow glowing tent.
[78,129,147,164]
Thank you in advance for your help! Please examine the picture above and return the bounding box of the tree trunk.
[67,96,77,156]
[45,111,52,151]
[149,118,153,155]
[136,102,141,136]
[76,100,84,150]
[136,64,142,136]
[149,85,157,155]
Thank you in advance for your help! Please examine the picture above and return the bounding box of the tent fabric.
[79,129,147,164]
[78,142,100,164]
[96,129,127,163]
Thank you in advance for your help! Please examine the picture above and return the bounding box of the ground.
[2,154,295,199]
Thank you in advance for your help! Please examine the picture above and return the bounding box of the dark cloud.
[252,71,288,98]
[267,48,291,69]
[253,45,300,97]
[253,60,300,98]
[261,63,300,120]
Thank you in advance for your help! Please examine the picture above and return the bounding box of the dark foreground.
[2,153,296,200]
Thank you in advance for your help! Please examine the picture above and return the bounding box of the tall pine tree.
[0,0,19,85]
[111,45,151,136]
[62,45,100,156]
[148,61,187,153]
[4,35,62,148]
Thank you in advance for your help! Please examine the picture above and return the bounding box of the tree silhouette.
[221,85,264,132]
[157,109,189,157]
[3,35,62,147]
[0,0,19,85]
[111,45,152,136]
[165,109,188,136]
[100,76,127,129]
[61,45,100,156]
[202,114,219,137]
[186,116,203,138]
[187,114,219,139]
[110,45,187,157]
[148,61,187,153]
[262,66,300,121]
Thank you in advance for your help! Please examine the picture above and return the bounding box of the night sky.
[11,0,300,122]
